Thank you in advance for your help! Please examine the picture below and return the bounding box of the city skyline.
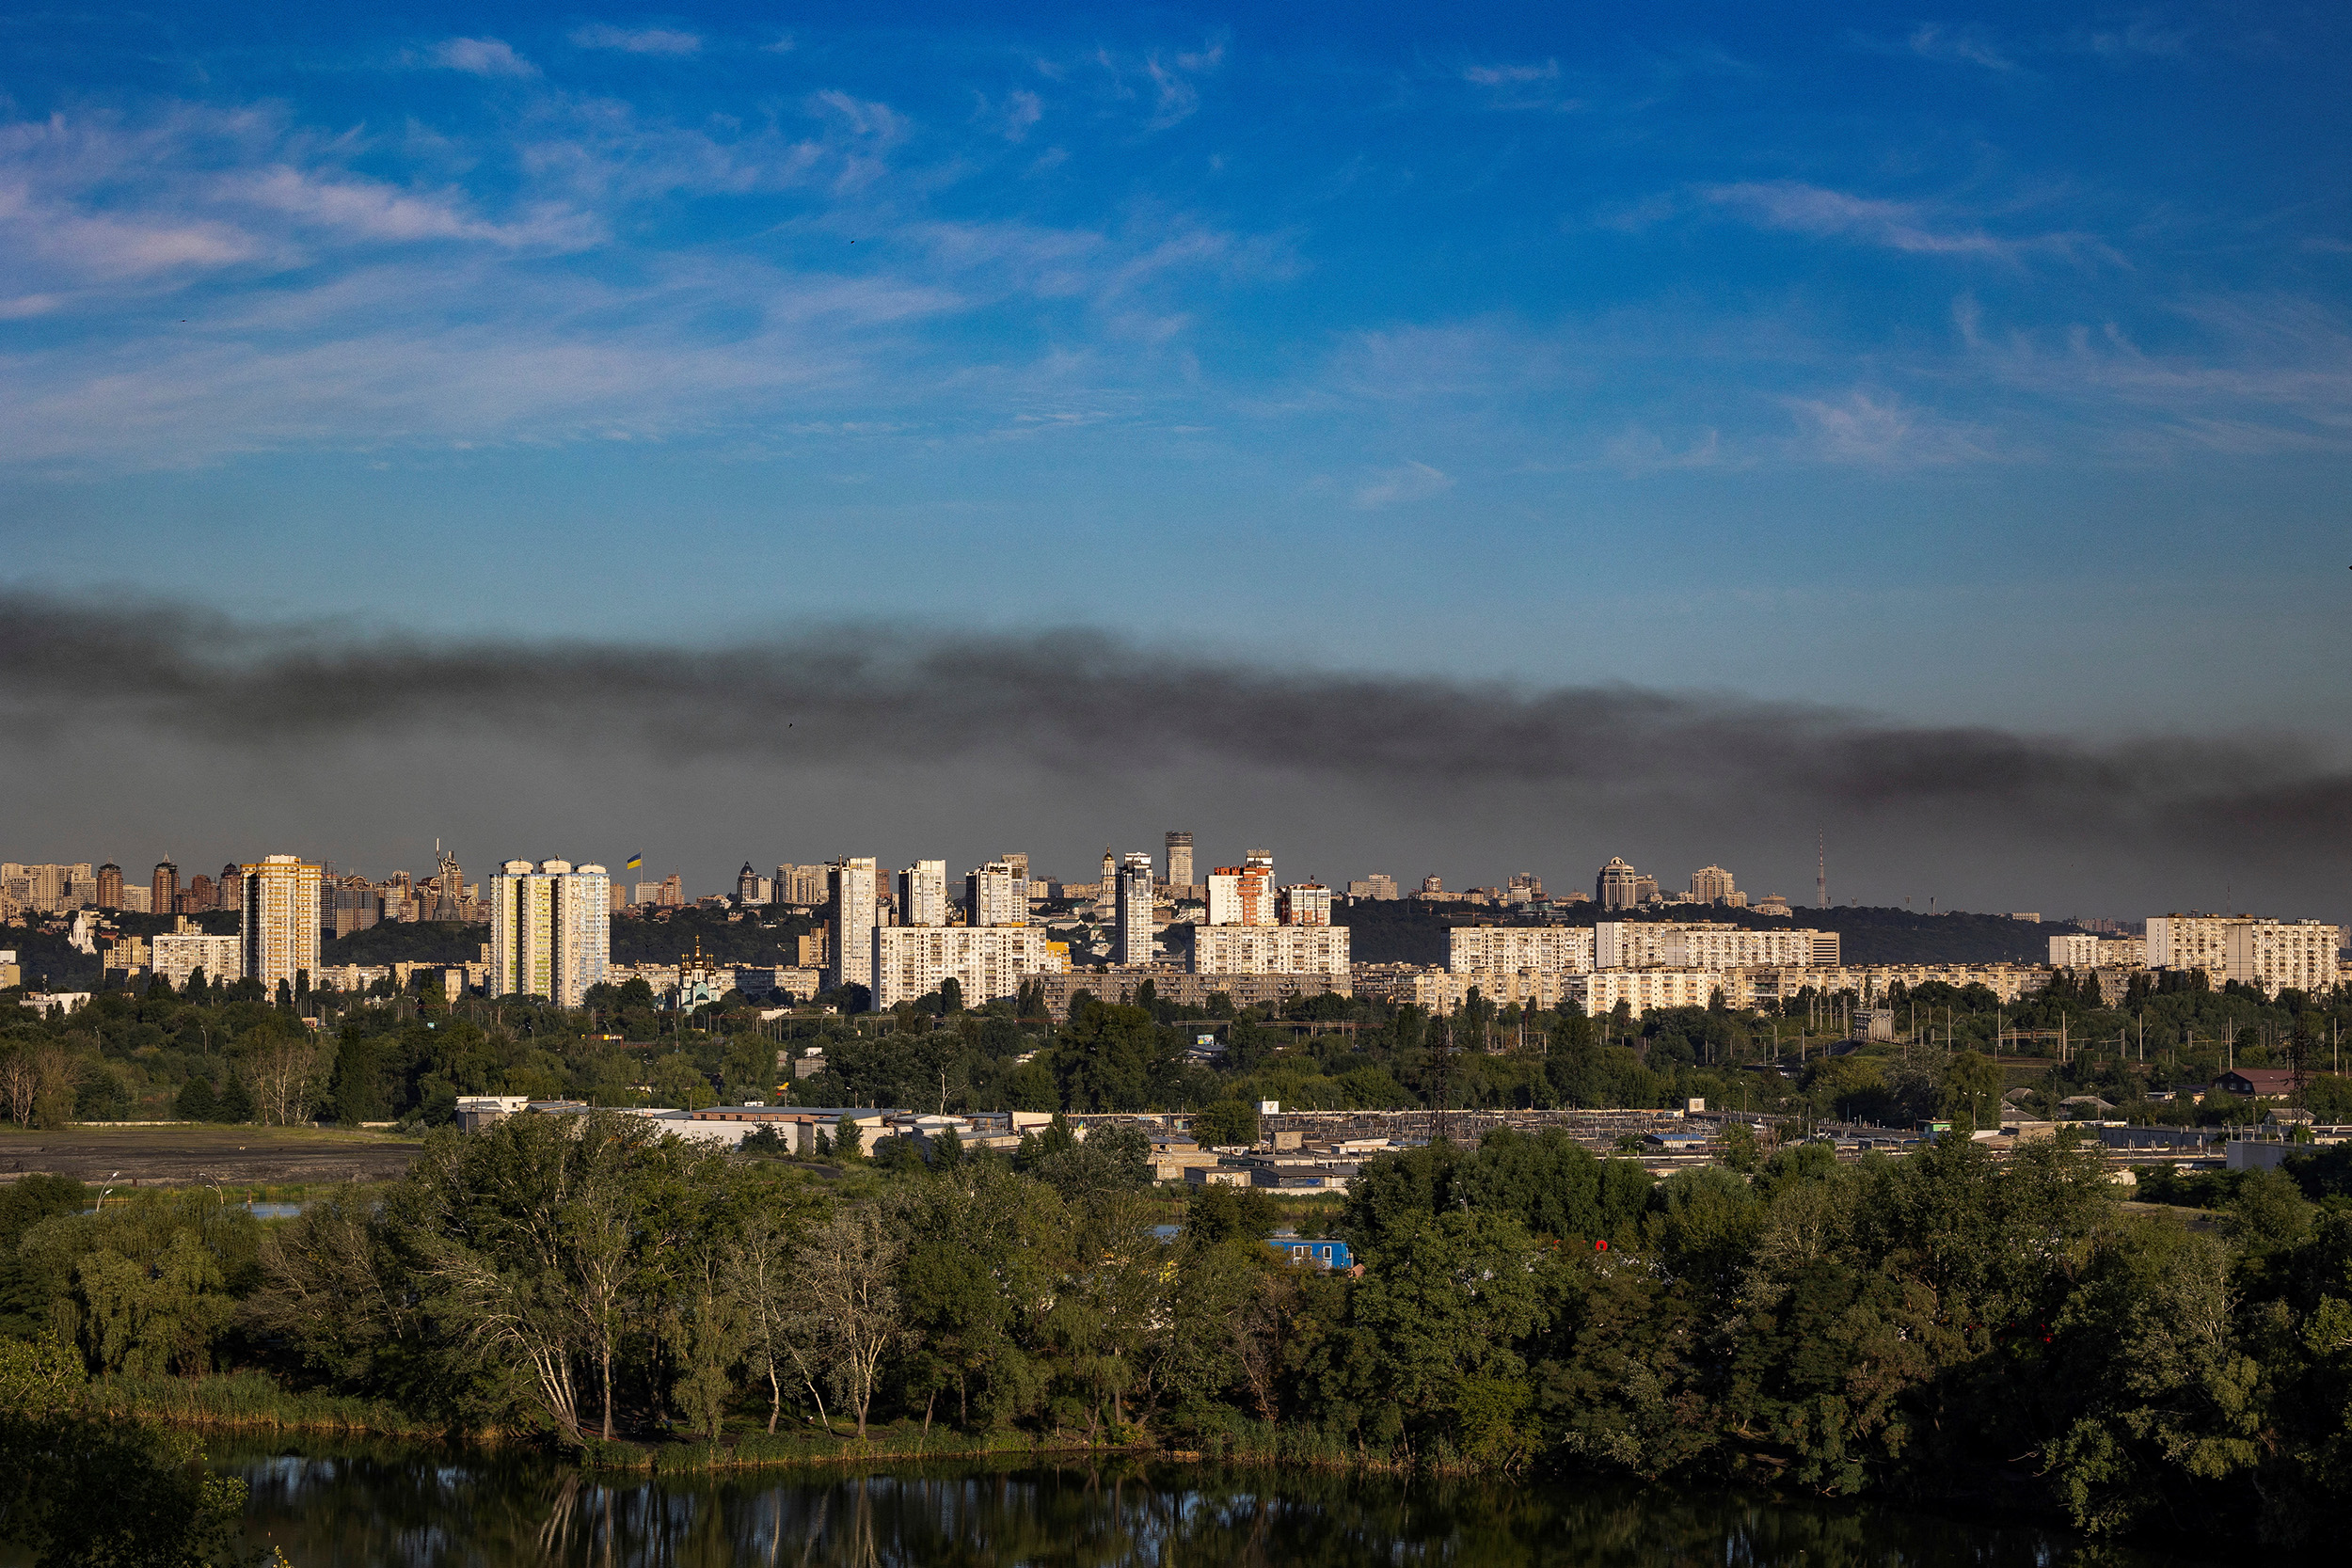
[1,590,2349,921]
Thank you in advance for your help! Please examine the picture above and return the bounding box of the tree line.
[9,1109,2352,1549]
[5,958,2349,1136]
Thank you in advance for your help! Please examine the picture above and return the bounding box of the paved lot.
[0,1125,424,1186]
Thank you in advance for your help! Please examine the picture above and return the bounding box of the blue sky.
[4,3,2352,904]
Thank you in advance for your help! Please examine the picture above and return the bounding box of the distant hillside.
[1334,900,2069,967]
[320,921,486,966]
[612,906,812,965]
[1331,901,1451,964]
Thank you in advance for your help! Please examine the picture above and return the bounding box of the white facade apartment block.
[1116,852,1156,965]
[1595,921,1836,970]
[1727,963,2053,1008]
[1571,968,1723,1019]
[1280,883,1334,927]
[239,854,322,991]
[2231,920,2339,995]
[1191,925,1350,975]
[898,861,947,927]
[152,931,241,990]
[1447,926,1597,974]
[2049,933,2148,968]
[2147,915,2342,994]
[488,859,611,1006]
[871,925,1069,1009]
[1408,969,1578,1014]
[1206,865,1278,926]
[966,861,1028,927]
[1690,864,1737,902]
[828,858,878,993]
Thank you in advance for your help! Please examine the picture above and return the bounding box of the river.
[213,1439,2209,1568]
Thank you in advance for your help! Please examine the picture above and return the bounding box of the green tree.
[1937,1049,2004,1131]
[649,1053,717,1109]
[0,1335,249,1568]
[1191,1099,1260,1148]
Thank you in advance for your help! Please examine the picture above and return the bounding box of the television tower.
[1817,832,1827,910]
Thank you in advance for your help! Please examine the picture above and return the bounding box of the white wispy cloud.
[222,166,599,249]
[429,38,538,78]
[571,24,704,57]
[1463,60,1557,86]
[1904,24,2015,71]
[1354,460,1453,508]
[1969,296,2352,455]
[1784,390,1994,466]
[1698,181,2093,261]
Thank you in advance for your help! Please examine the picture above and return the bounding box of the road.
[0,1125,424,1186]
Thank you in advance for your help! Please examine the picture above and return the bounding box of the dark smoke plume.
[0,590,2344,866]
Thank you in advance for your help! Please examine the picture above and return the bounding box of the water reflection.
[219,1440,2195,1568]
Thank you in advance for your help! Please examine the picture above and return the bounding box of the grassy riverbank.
[96,1373,1383,1479]
[87,1371,449,1439]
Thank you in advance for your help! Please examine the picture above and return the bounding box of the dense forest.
[6,1110,2352,1554]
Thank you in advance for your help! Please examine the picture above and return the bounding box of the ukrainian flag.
[626,853,644,870]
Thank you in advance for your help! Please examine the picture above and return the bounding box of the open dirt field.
[0,1125,423,1186]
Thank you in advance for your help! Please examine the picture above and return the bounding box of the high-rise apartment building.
[1279,883,1333,927]
[1,863,93,913]
[488,859,611,1006]
[1166,832,1194,890]
[1368,873,1399,900]
[737,863,762,904]
[658,874,684,908]
[119,885,151,913]
[2146,915,2341,995]
[1690,865,1737,903]
[217,865,242,911]
[1190,924,1350,975]
[871,925,1069,1009]
[898,861,947,927]
[632,880,661,906]
[239,854,323,992]
[183,874,216,914]
[1097,847,1119,913]
[96,863,123,910]
[1207,851,1277,927]
[1115,852,1156,964]
[965,861,1027,927]
[1595,921,1837,971]
[152,860,180,920]
[1000,851,1029,883]
[1595,858,1643,911]
[827,858,878,994]
[1448,926,1597,974]
[772,864,831,907]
